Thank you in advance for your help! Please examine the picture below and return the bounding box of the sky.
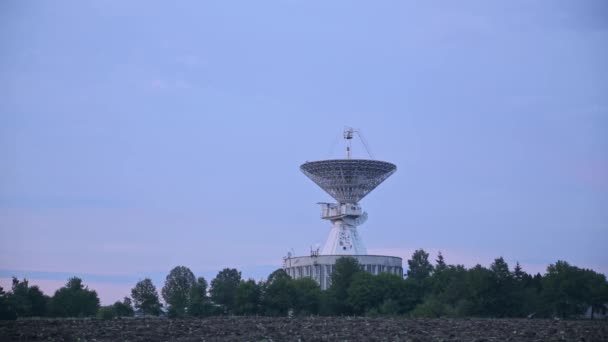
[1,1,607,304]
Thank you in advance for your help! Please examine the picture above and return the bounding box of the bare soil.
[1,317,607,342]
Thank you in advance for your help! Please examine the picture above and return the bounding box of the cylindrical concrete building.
[284,254,403,290]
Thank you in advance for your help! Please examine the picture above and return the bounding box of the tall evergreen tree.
[488,257,515,317]
[435,252,447,273]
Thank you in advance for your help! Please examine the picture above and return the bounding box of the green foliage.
[235,279,261,315]
[292,278,321,315]
[435,252,447,274]
[347,272,380,315]
[487,257,516,317]
[4,278,49,318]
[113,297,135,317]
[210,268,242,313]
[541,261,608,319]
[162,266,196,317]
[431,264,468,304]
[328,257,362,315]
[10,278,32,317]
[3,255,606,320]
[188,277,214,317]
[0,286,17,320]
[49,277,100,317]
[27,286,49,317]
[97,306,115,320]
[464,264,494,316]
[411,296,449,317]
[407,249,434,282]
[262,269,295,316]
[588,273,608,319]
[347,271,419,316]
[131,278,162,316]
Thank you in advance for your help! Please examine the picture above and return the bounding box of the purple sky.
[1,1,607,304]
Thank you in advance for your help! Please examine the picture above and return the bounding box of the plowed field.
[1,317,607,342]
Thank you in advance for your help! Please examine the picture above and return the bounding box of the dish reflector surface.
[300,159,396,204]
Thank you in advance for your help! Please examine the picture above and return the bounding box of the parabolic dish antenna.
[300,159,396,204]
[298,127,397,255]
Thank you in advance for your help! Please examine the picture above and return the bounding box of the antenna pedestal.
[319,203,367,255]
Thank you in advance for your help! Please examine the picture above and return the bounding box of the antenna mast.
[344,127,354,159]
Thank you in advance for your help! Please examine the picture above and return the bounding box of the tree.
[162,266,196,317]
[0,285,17,320]
[513,262,525,282]
[435,252,447,273]
[407,249,434,281]
[292,278,322,315]
[27,286,48,317]
[510,261,536,317]
[210,268,241,313]
[488,257,515,317]
[98,297,134,319]
[235,279,261,315]
[423,263,470,317]
[188,277,213,317]
[97,306,116,320]
[347,272,380,315]
[131,278,162,316]
[262,269,294,316]
[10,278,32,317]
[374,272,411,315]
[7,278,49,318]
[327,257,362,315]
[541,261,589,318]
[113,297,134,317]
[586,271,608,319]
[49,277,100,317]
[465,265,494,317]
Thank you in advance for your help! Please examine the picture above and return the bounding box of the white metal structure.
[299,129,397,255]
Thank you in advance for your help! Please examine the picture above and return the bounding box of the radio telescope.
[301,157,396,255]
[284,128,402,289]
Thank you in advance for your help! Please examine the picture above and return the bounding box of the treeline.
[1,250,607,320]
